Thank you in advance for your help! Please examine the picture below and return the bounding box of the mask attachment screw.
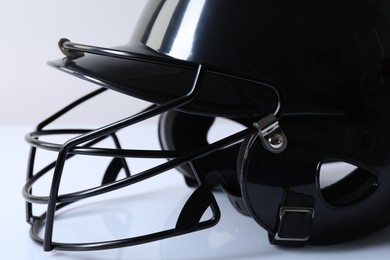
[268,133,284,149]
[254,114,287,153]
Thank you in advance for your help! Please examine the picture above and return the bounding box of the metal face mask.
[24,0,390,251]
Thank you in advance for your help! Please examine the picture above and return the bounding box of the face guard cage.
[23,39,283,251]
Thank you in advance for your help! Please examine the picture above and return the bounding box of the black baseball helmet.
[24,0,390,251]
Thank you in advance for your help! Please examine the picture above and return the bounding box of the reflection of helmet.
[24,0,390,251]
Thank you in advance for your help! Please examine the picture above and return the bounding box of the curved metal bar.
[28,161,222,251]
[25,129,90,151]
[23,133,123,205]
[24,125,255,206]
[27,136,231,251]
[25,129,183,158]
[61,39,197,69]
[41,64,205,251]
[26,40,286,251]
[29,195,219,251]
[37,88,107,131]
[109,131,131,177]
[25,88,107,222]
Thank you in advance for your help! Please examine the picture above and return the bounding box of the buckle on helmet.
[274,206,314,242]
[270,192,315,245]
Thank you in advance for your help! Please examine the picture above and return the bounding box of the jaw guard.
[23,39,281,251]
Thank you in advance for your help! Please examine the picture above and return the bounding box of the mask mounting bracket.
[254,114,287,153]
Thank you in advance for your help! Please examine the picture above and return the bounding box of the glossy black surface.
[134,1,390,243]
[55,1,390,121]
[26,0,390,251]
[52,55,279,118]
[133,0,390,122]
[240,114,390,244]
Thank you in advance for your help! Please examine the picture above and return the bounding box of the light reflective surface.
[2,125,390,259]
[133,0,208,60]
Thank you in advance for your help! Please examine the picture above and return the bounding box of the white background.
[1,1,390,259]
[0,0,147,125]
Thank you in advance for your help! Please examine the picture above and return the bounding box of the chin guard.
[23,58,260,250]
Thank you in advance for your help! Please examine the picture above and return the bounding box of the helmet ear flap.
[158,110,215,186]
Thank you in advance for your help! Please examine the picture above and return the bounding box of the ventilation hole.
[318,159,378,207]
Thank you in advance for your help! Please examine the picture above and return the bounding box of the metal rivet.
[268,134,284,149]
